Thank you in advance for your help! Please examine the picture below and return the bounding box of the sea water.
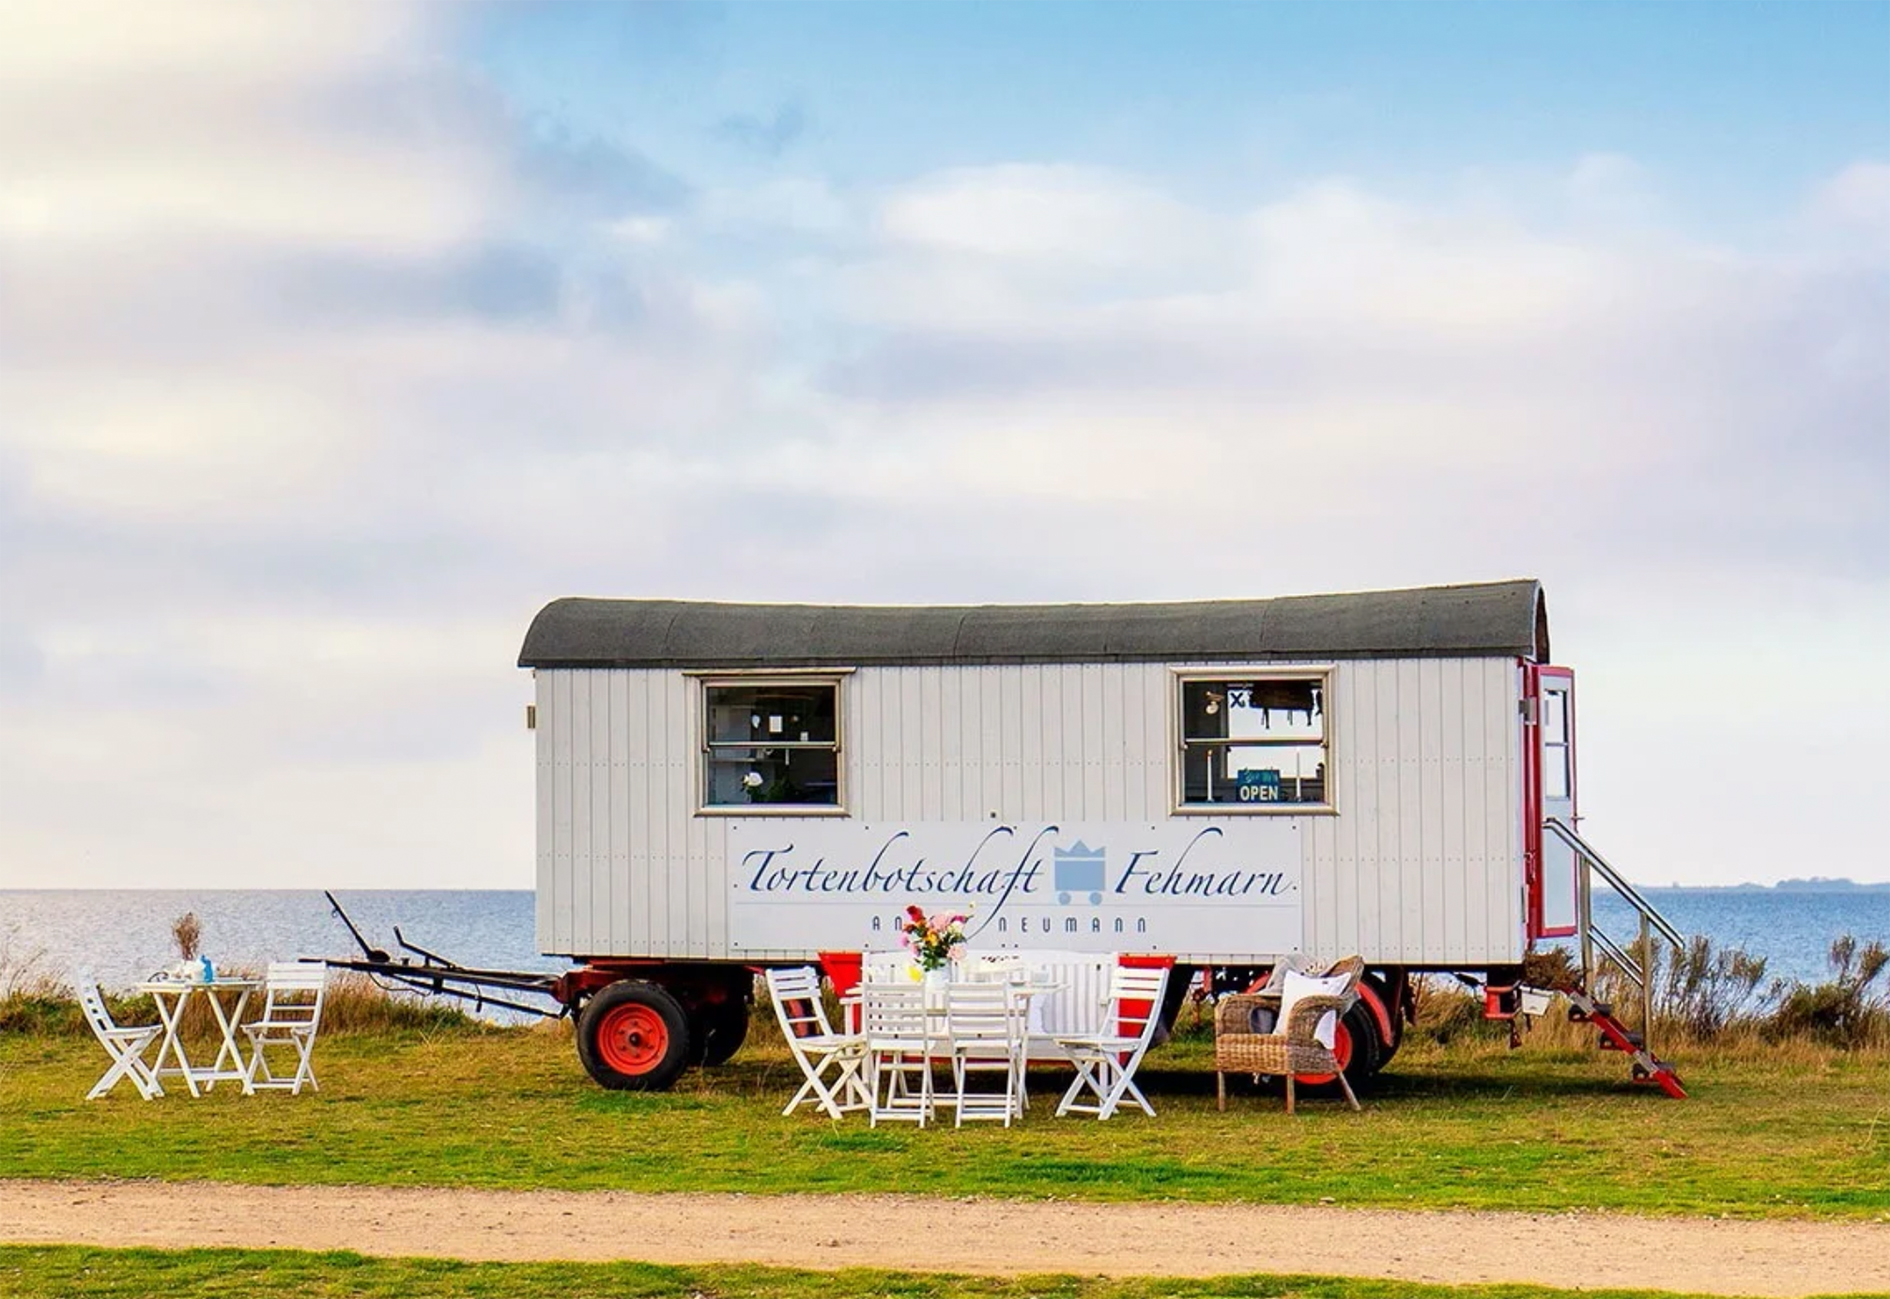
[3,887,1886,999]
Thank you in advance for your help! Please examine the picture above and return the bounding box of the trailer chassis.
[320,892,754,1090]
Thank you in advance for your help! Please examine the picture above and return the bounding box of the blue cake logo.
[1054,840,1106,905]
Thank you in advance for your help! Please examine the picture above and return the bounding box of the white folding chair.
[862,982,935,1128]
[939,982,1027,1127]
[77,973,164,1101]
[765,967,867,1120]
[1054,964,1172,1120]
[241,961,328,1095]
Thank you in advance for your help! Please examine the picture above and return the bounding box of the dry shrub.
[1512,932,1889,1055]
[1,965,491,1039]
[748,974,785,1046]
[1411,978,1504,1046]
[316,972,491,1036]
[1564,933,1779,1047]
[1767,936,1890,1049]
[170,913,202,962]
[0,963,147,1038]
[0,979,86,1035]
[1521,947,1577,988]
[1656,935,1780,1040]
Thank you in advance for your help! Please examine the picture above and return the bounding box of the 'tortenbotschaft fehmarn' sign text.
[727,820,1303,954]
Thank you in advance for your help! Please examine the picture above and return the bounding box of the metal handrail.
[1587,925,1642,987]
[1544,818,1683,949]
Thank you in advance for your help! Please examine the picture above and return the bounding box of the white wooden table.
[133,978,259,1097]
[845,980,1064,1067]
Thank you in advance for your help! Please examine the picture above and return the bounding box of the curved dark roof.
[519,580,1547,668]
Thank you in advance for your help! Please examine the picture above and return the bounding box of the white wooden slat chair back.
[860,981,934,1127]
[764,966,867,1120]
[939,982,1027,1127]
[1027,952,1116,1037]
[76,971,164,1101]
[241,961,328,1096]
[961,949,1115,1058]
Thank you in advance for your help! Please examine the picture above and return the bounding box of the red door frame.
[1523,662,1579,939]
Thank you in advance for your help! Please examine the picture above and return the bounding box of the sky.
[0,0,1885,892]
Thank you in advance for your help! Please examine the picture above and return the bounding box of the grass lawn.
[0,1246,1837,1299]
[5,1021,1887,1218]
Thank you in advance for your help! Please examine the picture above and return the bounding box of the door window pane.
[1542,686,1571,799]
[1543,689,1568,744]
[1544,744,1571,799]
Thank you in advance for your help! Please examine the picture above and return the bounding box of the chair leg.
[1216,1070,1226,1111]
[292,1033,317,1095]
[783,1049,837,1117]
[1337,1069,1361,1111]
[88,1049,135,1101]
[132,1053,163,1100]
[1103,1071,1154,1120]
[90,1035,163,1101]
[1285,1073,1296,1116]
[1093,1061,1122,1120]
[1055,1054,1102,1116]
[839,1054,870,1111]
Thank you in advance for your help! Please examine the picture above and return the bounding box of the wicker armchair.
[1215,960,1364,1115]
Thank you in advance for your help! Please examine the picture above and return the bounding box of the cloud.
[1809,160,1890,255]
[0,5,1881,887]
[879,163,1228,275]
[816,161,1887,588]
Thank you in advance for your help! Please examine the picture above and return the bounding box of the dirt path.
[3,1180,1887,1297]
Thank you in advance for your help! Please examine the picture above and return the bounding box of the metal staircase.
[1543,818,1688,1098]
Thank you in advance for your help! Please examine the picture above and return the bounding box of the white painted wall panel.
[534,656,1526,966]
[533,672,555,954]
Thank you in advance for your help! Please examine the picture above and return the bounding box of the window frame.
[690,668,852,817]
[1170,665,1337,816]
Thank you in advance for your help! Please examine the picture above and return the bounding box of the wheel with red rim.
[1294,1000,1382,1092]
[1238,970,1384,1093]
[577,980,691,1091]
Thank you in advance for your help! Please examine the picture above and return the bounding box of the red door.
[1525,664,1579,939]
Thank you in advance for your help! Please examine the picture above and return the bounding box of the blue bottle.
[199,954,214,983]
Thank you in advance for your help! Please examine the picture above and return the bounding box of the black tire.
[1294,998,1386,1098]
[1356,973,1405,1071]
[576,980,692,1091]
[1337,998,1385,1082]
[693,996,750,1067]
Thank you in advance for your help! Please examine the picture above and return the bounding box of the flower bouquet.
[897,904,969,972]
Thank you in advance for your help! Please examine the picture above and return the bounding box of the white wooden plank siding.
[534,657,1524,965]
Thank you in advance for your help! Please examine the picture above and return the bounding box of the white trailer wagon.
[514,579,1684,1095]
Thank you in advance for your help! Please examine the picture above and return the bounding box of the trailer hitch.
[319,890,570,1020]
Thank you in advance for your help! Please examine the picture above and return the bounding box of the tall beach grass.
[7,915,1887,1056]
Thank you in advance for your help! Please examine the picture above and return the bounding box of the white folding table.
[134,977,259,1097]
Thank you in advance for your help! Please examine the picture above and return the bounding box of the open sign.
[1236,769,1282,803]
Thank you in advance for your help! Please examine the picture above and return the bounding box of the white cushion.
[1278,969,1348,1050]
